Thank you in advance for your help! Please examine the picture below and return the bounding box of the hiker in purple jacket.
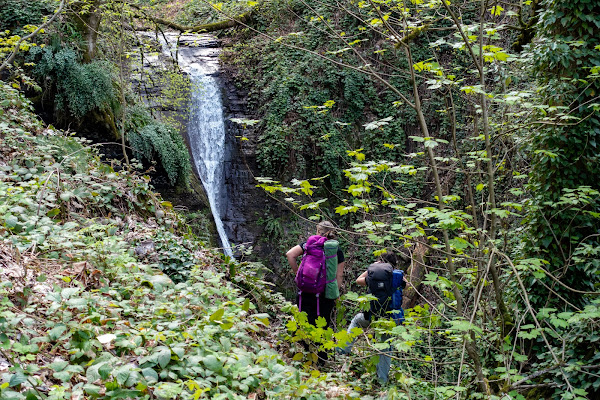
[286,221,345,328]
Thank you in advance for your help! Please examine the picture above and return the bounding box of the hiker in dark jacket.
[286,221,345,328]
[339,250,407,384]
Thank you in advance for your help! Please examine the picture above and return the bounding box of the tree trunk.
[403,240,427,309]
[70,0,104,62]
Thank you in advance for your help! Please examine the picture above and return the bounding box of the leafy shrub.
[175,0,253,26]
[182,210,214,246]
[223,3,438,196]
[150,228,197,282]
[32,46,116,119]
[125,104,191,186]
[0,0,53,31]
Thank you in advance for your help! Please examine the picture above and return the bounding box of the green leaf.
[315,316,327,328]
[59,192,72,201]
[495,52,509,61]
[86,362,105,383]
[60,287,79,300]
[4,215,19,228]
[449,237,472,250]
[98,362,112,380]
[83,384,102,395]
[48,325,67,341]
[286,319,297,332]
[105,389,143,399]
[210,308,225,322]
[9,372,28,387]
[219,322,234,330]
[114,365,131,386]
[252,313,270,326]
[518,328,540,340]
[153,383,182,399]
[448,320,483,334]
[490,5,504,16]
[154,346,171,369]
[49,360,69,372]
[363,116,393,130]
[242,298,250,312]
[141,368,158,383]
[203,355,223,372]
[46,208,60,217]
[53,370,72,382]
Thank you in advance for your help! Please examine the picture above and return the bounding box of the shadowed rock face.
[221,69,267,253]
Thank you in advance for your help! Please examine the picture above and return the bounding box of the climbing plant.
[31,46,117,119]
[524,0,600,307]
[0,0,54,31]
[125,104,191,186]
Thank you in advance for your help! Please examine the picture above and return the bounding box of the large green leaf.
[141,367,158,383]
[209,308,225,322]
[155,346,172,369]
[8,372,27,387]
[203,355,223,373]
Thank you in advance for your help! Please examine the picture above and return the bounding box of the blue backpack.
[366,263,406,324]
[391,269,405,324]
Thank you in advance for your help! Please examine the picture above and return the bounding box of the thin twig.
[0,0,67,73]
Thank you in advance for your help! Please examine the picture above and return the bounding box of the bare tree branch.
[129,3,253,33]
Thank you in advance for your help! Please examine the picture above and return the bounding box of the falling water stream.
[148,33,233,257]
[188,68,233,258]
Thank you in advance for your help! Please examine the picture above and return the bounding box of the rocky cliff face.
[220,66,269,251]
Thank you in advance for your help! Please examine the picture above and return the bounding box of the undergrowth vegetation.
[0,83,372,399]
[0,0,54,32]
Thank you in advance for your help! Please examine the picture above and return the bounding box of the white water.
[188,69,233,258]
[148,33,233,257]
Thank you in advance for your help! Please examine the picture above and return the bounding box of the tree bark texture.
[70,0,104,62]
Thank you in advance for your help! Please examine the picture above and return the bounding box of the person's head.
[316,221,337,240]
[380,248,397,268]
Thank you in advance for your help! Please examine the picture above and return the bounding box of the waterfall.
[188,68,233,258]
[144,32,233,257]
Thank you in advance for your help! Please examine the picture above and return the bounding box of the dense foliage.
[2,0,600,399]
[525,0,600,306]
[222,0,600,398]
[223,4,423,189]
[0,0,53,31]
[1,0,193,189]
[32,46,117,119]
[0,83,368,399]
[125,104,191,186]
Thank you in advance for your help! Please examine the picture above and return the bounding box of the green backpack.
[324,240,340,299]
